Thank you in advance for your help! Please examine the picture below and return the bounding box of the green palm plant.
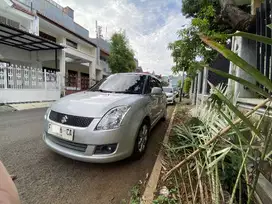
[164,31,272,204]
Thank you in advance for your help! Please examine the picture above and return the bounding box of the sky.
[55,0,190,75]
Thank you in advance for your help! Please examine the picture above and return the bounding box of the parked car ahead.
[163,87,175,105]
[43,73,167,163]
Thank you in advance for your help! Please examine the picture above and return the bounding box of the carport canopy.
[0,22,64,51]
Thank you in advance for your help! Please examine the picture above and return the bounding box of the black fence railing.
[256,0,272,91]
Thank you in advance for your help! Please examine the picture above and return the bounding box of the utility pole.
[180,66,185,102]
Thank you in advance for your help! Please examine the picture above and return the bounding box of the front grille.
[49,110,93,127]
[47,135,87,152]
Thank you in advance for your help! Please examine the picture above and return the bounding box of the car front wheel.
[131,120,150,160]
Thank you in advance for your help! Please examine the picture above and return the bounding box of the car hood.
[50,91,141,118]
[165,92,174,97]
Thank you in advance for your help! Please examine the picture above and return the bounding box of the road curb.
[8,102,53,111]
[142,105,177,203]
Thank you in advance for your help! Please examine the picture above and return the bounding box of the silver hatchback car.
[43,73,167,163]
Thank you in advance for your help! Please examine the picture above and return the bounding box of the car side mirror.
[151,87,162,94]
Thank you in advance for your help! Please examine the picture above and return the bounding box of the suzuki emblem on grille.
[61,115,68,124]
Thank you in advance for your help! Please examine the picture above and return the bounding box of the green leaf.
[206,66,271,98]
[231,31,272,45]
[207,147,231,169]
[265,149,272,160]
[211,146,232,157]
[201,36,272,91]
[268,24,272,30]
[208,82,262,139]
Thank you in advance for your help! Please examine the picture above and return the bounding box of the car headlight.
[44,108,51,120]
[95,106,131,130]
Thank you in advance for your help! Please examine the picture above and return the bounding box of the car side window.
[145,77,158,94]
[155,79,162,89]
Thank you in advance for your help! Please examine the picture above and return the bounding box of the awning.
[0,22,64,51]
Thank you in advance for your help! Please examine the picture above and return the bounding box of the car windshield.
[89,74,147,94]
[163,87,173,93]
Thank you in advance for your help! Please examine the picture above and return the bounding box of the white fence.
[0,65,61,103]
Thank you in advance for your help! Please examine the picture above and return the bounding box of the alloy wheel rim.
[138,124,148,152]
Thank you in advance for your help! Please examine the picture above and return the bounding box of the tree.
[108,32,136,73]
[177,80,182,88]
[169,0,248,76]
[182,0,254,32]
[183,77,192,94]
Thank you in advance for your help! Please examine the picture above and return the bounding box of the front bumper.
[43,118,138,163]
[167,97,174,104]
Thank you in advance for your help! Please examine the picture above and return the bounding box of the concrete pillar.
[89,61,96,86]
[234,36,256,99]
[59,50,66,90]
[96,69,102,81]
[202,67,208,103]
[57,37,66,94]
[193,76,198,105]
[228,36,237,93]
[30,16,39,35]
[97,47,100,66]
[197,71,202,94]
[251,0,261,15]
[77,71,81,90]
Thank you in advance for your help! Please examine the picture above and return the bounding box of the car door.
[145,76,160,124]
[154,79,165,116]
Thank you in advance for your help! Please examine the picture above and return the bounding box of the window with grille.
[66,70,77,87]
[81,73,89,90]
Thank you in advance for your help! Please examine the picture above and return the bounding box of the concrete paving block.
[9,102,53,111]
[256,174,272,204]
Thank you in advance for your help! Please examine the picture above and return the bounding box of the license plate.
[48,123,74,141]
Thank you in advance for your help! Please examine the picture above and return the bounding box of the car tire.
[131,120,150,160]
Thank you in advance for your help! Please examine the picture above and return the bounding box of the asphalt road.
[0,106,174,204]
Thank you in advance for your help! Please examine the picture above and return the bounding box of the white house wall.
[78,44,96,57]
[0,44,56,68]
[64,46,95,62]
[0,89,60,103]
[0,5,34,33]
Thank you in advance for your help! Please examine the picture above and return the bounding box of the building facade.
[0,0,111,103]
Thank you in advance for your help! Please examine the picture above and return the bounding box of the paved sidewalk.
[9,102,53,111]
[0,102,53,113]
[0,105,16,113]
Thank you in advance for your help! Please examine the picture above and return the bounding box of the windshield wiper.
[114,91,138,94]
[97,89,113,93]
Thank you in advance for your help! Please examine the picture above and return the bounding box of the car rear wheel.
[131,120,150,160]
